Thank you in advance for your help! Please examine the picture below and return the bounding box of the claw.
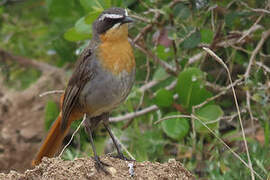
[93,156,110,174]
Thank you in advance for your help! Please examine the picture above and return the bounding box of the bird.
[32,7,135,172]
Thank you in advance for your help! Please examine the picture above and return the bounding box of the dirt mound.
[0,70,66,173]
[0,155,194,180]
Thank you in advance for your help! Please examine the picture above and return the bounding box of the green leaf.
[155,45,173,60]
[75,17,92,34]
[92,0,104,9]
[175,68,203,107]
[153,67,167,81]
[85,10,103,24]
[79,0,94,12]
[173,4,191,19]
[195,105,223,133]
[44,100,59,131]
[79,0,104,12]
[201,28,214,44]
[177,26,193,39]
[175,68,213,112]
[46,0,78,18]
[113,0,124,7]
[64,27,91,42]
[102,0,111,9]
[182,31,201,49]
[161,112,190,140]
[154,89,174,108]
[189,86,213,108]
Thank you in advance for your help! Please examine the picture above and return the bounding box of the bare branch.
[244,29,270,78]
[133,42,177,76]
[256,61,270,73]
[39,90,64,97]
[240,1,270,14]
[133,24,153,43]
[129,14,151,23]
[188,52,204,65]
[238,15,264,42]
[0,48,60,73]
[139,78,168,93]
[109,105,159,122]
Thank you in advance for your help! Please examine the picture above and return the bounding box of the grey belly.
[79,68,135,117]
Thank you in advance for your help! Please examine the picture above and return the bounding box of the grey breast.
[79,55,135,117]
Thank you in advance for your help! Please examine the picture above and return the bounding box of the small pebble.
[108,167,117,176]
[128,162,134,177]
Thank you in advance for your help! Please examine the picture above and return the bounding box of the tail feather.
[32,113,70,166]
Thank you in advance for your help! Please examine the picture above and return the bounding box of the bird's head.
[93,7,133,42]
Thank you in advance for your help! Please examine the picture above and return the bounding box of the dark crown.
[93,7,133,35]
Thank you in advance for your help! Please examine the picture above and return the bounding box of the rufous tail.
[32,113,70,166]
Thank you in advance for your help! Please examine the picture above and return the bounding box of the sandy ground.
[0,155,195,180]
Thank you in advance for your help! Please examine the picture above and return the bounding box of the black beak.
[121,16,134,24]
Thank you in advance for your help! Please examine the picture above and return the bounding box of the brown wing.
[61,47,94,130]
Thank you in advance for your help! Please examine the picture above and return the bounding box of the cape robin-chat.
[32,7,135,172]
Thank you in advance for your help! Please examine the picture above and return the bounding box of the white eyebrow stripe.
[99,13,124,21]
[112,22,121,29]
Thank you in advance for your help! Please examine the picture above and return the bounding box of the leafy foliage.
[161,112,189,140]
[176,68,212,110]
[195,105,223,133]
[154,89,174,108]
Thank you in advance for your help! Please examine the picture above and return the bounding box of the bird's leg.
[84,116,109,174]
[103,117,135,161]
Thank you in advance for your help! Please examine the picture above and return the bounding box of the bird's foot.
[93,156,110,174]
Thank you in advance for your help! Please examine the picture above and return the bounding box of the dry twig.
[256,61,270,73]
[109,105,158,122]
[244,29,270,78]
[244,29,270,141]
[39,90,64,97]
[203,47,255,180]
[238,15,264,43]
[240,1,270,14]
[59,114,86,157]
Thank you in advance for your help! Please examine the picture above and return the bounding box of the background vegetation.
[0,0,270,179]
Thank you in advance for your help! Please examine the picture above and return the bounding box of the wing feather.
[61,47,94,129]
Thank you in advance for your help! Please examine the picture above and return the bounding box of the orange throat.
[98,24,135,75]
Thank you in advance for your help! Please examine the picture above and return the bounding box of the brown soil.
[0,156,195,180]
[0,71,66,173]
